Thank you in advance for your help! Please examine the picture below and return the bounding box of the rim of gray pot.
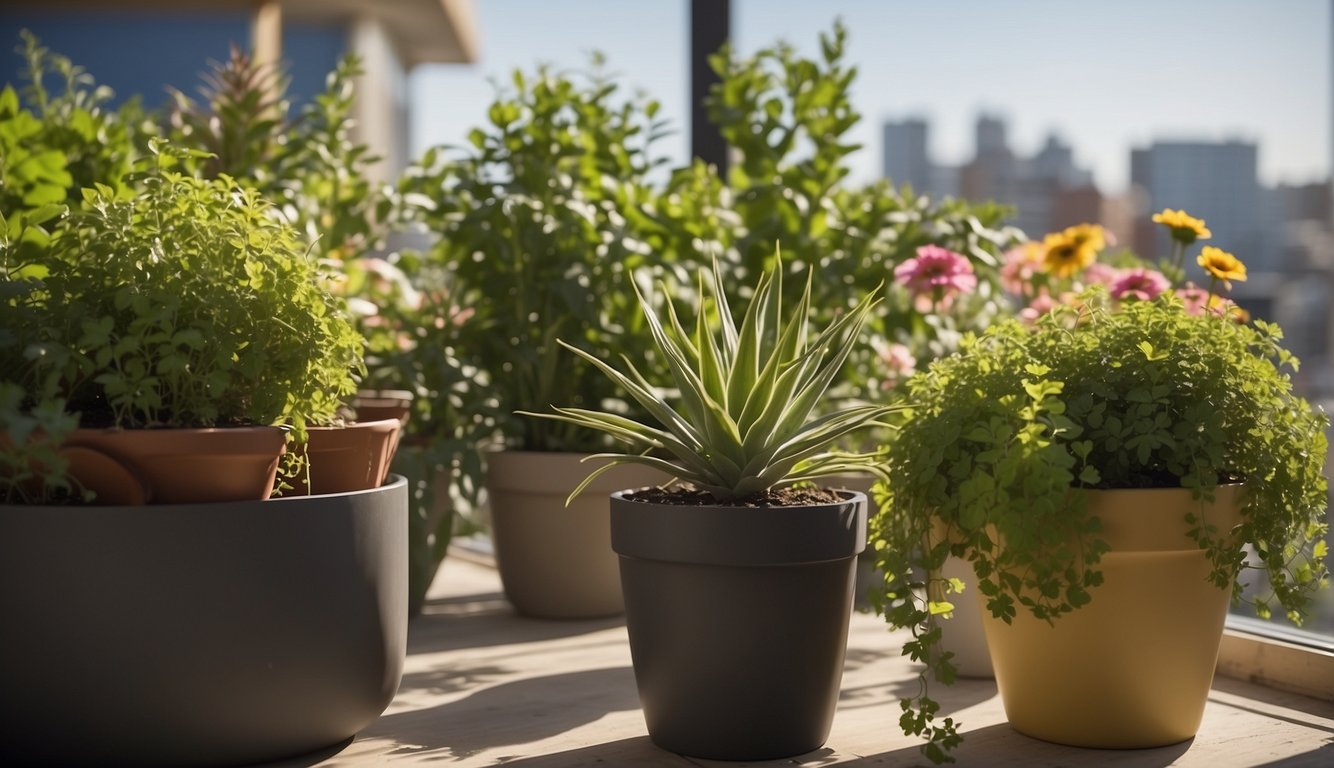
[610,489,866,566]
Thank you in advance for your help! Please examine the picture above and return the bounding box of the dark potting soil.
[622,485,845,507]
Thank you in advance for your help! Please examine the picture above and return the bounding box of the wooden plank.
[255,554,1334,767]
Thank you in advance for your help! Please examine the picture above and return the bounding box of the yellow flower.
[1152,208,1211,245]
[1041,228,1098,278]
[1197,246,1247,289]
[1063,223,1106,253]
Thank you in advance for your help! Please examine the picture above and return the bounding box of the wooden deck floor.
[258,553,1334,767]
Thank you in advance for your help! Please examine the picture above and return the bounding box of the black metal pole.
[690,0,730,175]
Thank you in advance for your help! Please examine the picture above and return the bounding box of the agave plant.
[523,251,898,502]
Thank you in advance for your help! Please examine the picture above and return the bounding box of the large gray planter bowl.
[0,475,408,766]
[611,490,866,761]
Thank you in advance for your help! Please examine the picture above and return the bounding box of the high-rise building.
[975,114,1009,160]
[957,119,1098,238]
[882,118,931,193]
[1129,141,1266,270]
[1,1,479,182]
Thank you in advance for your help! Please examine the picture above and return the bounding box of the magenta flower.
[894,245,977,308]
[1110,268,1170,302]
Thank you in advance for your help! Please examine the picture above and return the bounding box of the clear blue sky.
[409,0,1330,194]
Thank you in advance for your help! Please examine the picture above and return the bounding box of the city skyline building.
[1,1,478,183]
[1129,140,1266,268]
[881,119,931,195]
[882,113,1105,242]
[880,113,1334,393]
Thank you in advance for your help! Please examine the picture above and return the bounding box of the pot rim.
[610,489,867,566]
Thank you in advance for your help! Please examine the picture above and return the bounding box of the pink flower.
[1175,283,1211,316]
[1019,290,1059,324]
[1110,268,1170,302]
[1000,242,1043,297]
[877,342,917,390]
[894,245,977,308]
[1080,262,1123,288]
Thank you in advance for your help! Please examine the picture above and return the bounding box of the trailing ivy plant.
[871,287,1329,762]
[0,139,363,435]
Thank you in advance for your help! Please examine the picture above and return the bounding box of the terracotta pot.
[283,419,404,497]
[350,389,414,425]
[0,475,408,766]
[63,426,287,504]
[612,490,866,760]
[486,451,667,619]
[0,432,150,506]
[981,484,1244,748]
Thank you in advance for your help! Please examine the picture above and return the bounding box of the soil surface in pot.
[623,485,843,507]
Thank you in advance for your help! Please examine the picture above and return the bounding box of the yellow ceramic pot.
[981,484,1244,748]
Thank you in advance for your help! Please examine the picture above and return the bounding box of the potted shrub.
[522,252,897,760]
[872,214,1328,762]
[399,61,673,619]
[1,138,363,500]
[0,138,406,766]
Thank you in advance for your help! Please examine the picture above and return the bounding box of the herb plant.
[0,139,363,435]
[872,286,1329,761]
[523,250,898,502]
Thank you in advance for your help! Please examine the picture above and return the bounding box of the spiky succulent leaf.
[522,249,899,501]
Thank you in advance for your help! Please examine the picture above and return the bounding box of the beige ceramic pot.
[829,473,993,676]
[981,484,1244,748]
[929,553,993,678]
[486,450,667,619]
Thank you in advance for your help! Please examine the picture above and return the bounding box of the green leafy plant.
[169,47,389,269]
[523,249,898,502]
[871,286,1329,762]
[399,59,671,453]
[0,139,363,438]
[0,382,81,504]
[632,21,1021,405]
[0,31,144,216]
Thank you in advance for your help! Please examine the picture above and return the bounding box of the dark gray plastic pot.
[611,490,867,761]
[0,475,408,767]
